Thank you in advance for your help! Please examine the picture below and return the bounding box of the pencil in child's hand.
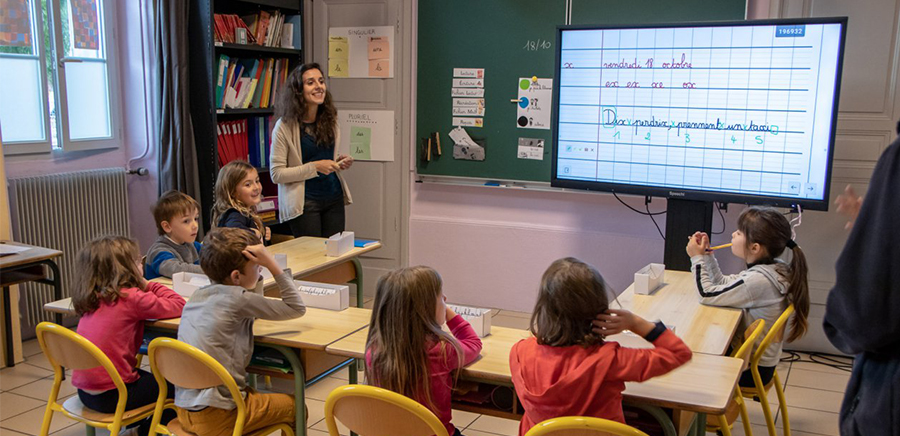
[707,243,732,251]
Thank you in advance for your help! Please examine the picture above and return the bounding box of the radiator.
[9,168,130,332]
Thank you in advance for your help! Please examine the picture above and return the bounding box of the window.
[0,0,121,155]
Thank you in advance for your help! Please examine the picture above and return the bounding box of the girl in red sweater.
[70,235,185,436]
[510,258,692,436]
[365,266,483,436]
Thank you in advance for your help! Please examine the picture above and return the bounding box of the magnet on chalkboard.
[517,116,528,127]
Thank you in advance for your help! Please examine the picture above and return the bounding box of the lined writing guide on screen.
[556,23,843,201]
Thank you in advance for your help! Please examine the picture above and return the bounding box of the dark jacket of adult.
[824,132,900,436]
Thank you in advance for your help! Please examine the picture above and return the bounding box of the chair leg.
[736,396,753,436]
[774,371,790,436]
[38,405,54,436]
[752,367,778,436]
[717,415,732,436]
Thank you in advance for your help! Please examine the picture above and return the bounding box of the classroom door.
[309,0,408,297]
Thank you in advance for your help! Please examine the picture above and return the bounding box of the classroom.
[1,0,898,435]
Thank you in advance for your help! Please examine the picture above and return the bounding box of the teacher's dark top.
[301,126,343,202]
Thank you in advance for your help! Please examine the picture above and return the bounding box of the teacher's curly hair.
[275,63,338,146]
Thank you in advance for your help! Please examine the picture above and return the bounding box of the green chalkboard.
[416,0,746,183]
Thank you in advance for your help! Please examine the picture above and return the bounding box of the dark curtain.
[155,0,201,211]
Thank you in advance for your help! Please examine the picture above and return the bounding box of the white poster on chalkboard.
[516,78,553,129]
[328,26,394,78]
[337,110,394,161]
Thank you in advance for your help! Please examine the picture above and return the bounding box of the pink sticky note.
[368,37,390,60]
[368,58,390,77]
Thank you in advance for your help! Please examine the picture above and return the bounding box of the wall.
[4,1,159,250]
[407,0,900,354]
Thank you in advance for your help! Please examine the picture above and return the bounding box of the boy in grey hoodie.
[175,227,306,436]
[145,190,204,279]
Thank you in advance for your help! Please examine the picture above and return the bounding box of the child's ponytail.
[785,242,810,342]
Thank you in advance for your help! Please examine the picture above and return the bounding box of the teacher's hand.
[314,160,341,175]
[337,154,354,170]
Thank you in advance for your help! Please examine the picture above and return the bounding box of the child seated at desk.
[211,160,271,244]
[686,206,810,388]
[144,190,204,279]
[510,258,691,436]
[365,266,483,436]
[71,235,185,436]
[175,228,306,436]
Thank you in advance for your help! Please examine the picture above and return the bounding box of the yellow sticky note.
[328,36,349,60]
[329,58,349,78]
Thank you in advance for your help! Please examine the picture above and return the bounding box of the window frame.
[1,0,53,155]
[2,0,123,155]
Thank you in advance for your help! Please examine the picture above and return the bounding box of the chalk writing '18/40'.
[523,39,552,51]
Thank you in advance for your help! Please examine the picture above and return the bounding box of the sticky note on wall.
[368,36,390,60]
[368,59,390,78]
[350,126,372,160]
[329,36,349,59]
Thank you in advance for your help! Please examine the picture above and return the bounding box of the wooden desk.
[152,237,381,306]
[327,325,741,436]
[1,241,63,367]
[612,270,742,356]
[45,298,370,351]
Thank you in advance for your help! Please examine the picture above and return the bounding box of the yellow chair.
[147,337,294,436]
[324,385,449,436]
[741,305,795,436]
[524,416,649,436]
[706,318,767,436]
[34,322,160,436]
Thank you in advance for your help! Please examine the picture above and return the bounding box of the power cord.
[611,192,667,241]
[712,202,727,235]
[781,350,853,373]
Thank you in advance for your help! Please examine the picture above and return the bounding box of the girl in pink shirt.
[71,235,185,435]
[365,266,483,436]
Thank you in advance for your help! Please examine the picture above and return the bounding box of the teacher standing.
[270,63,353,238]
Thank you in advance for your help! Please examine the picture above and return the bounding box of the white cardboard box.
[448,304,492,338]
[172,272,211,298]
[294,280,350,311]
[634,263,665,295]
[260,254,288,280]
[325,231,354,257]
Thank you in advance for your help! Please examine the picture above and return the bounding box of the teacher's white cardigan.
[269,118,353,222]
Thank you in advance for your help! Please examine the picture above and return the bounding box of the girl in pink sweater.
[71,235,185,435]
[365,266,483,436]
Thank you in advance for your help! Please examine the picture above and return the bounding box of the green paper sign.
[350,126,372,160]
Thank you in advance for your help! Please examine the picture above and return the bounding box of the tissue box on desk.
[326,231,355,257]
[634,263,665,295]
[295,280,349,311]
[447,304,492,338]
[172,272,211,298]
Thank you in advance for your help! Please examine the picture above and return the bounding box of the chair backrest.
[324,385,449,436]
[733,319,766,371]
[147,338,248,436]
[524,417,649,436]
[751,304,795,365]
[35,322,129,412]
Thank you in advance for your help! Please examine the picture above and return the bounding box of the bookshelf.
[188,0,303,229]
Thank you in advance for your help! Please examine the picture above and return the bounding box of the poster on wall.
[328,26,394,78]
[337,110,394,161]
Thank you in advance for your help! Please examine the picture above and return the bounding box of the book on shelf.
[213,11,300,49]
[217,116,275,168]
[216,57,289,109]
